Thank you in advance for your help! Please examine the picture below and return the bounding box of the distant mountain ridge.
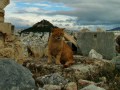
[107,27,120,31]
[20,19,57,33]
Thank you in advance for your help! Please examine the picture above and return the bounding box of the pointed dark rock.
[20,19,57,34]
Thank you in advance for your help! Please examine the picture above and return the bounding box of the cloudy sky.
[4,0,120,30]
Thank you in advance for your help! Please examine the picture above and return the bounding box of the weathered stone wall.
[0,0,10,22]
[77,32,116,60]
[0,9,4,22]
[0,23,12,34]
[0,0,10,9]
[0,0,25,63]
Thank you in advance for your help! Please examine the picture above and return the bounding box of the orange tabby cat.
[48,28,74,67]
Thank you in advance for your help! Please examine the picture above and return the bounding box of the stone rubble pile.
[1,0,119,90]
[23,55,115,90]
[20,32,49,60]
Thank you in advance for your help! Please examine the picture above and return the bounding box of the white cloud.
[5,7,78,29]
[24,7,40,12]
[4,0,120,30]
[5,0,78,29]
[35,3,51,7]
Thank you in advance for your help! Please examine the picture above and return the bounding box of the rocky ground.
[22,55,120,90]
[17,32,120,90]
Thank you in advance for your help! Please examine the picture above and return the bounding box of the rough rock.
[27,45,44,60]
[38,87,45,90]
[21,32,49,59]
[78,79,95,86]
[0,31,25,64]
[23,55,115,89]
[112,55,120,69]
[0,0,10,9]
[43,85,61,90]
[116,44,120,53]
[36,73,69,87]
[63,64,98,80]
[80,84,106,90]
[116,35,120,46]
[14,39,25,64]
[0,48,14,59]
[65,82,77,90]
[0,40,4,48]
[5,34,15,42]
[20,19,55,33]
[23,55,115,83]
[96,28,105,32]
[44,45,48,57]
[78,79,107,89]
[80,28,90,32]
[89,49,103,59]
[0,58,36,90]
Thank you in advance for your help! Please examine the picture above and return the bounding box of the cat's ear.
[51,27,58,32]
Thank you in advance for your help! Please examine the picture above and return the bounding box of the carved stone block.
[77,32,116,60]
[0,23,12,34]
[0,9,4,22]
[0,0,10,9]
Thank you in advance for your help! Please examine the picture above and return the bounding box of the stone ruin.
[77,31,116,60]
[0,0,25,64]
[0,1,119,89]
[0,0,118,63]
